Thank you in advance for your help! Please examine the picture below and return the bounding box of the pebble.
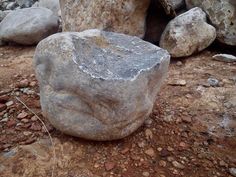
[167,156,175,162]
[30,123,42,131]
[145,148,155,157]
[29,81,37,87]
[104,162,115,171]
[160,149,170,157]
[229,168,236,177]
[145,129,153,140]
[6,119,16,127]
[169,79,187,86]
[159,160,167,167]
[18,79,29,88]
[0,103,6,111]
[219,160,228,167]
[17,112,28,119]
[172,161,185,169]
[213,54,236,63]
[167,146,174,152]
[23,131,32,136]
[6,101,14,107]
[176,61,183,66]
[31,116,38,121]
[181,116,192,123]
[0,118,9,122]
[142,172,150,177]
[207,78,219,87]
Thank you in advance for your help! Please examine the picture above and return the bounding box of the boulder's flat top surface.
[44,30,167,80]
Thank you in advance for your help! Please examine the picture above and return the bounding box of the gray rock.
[59,0,150,38]
[207,78,219,87]
[230,168,236,177]
[0,7,59,45]
[0,10,12,22]
[160,7,216,57]
[168,0,185,10]
[16,0,37,8]
[33,0,60,16]
[34,29,170,140]
[186,0,236,46]
[213,54,236,63]
[5,2,17,10]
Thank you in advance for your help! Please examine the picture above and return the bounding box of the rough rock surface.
[0,7,59,45]
[34,29,170,140]
[33,0,60,16]
[16,0,37,8]
[160,7,216,57]
[59,0,150,38]
[186,0,236,46]
[0,10,11,22]
[168,0,185,10]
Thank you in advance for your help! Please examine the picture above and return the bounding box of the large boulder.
[34,29,170,141]
[160,7,216,57]
[59,0,150,38]
[185,0,236,46]
[0,7,59,45]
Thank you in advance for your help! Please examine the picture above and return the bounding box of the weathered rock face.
[59,0,150,38]
[160,7,216,57]
[186,0,236,46]
[33,0,60,16]
[168,0,185,10]
[0,7,59,45]
[0,10,11,22]
[34,29,170,141]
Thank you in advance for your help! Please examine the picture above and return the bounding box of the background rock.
[59,0,150,38]
[186,0,236,46]
[16,0,37,8]
[160,7,216,57]
[168,0,185,10]
[0,7,59,45]
[0,10,12,22]
[34,29,170,140]
[33,0,60,16]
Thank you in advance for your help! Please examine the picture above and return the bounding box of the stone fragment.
[160,7,216,57]
[186,0,236,46]
[0,7,59,45]
[34,29,170,140]
[59,0,150,38]
[213,54,236,63]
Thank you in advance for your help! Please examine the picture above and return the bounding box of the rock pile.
[34,29,170,140]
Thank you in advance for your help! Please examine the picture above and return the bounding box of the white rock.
[213,54,236,63]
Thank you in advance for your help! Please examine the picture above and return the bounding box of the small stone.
[104,162,115,171]
[6,101,13,107]
[23,131,32,136]
[145,148,155,157]
[181,116,191,123]
[176,61,183,66]
[229,168,236,177]
[30,123,42,131]
[160,149,170,157]
[0,118,9,122]
[120,147,129,154]
[207,78,219,87]
[142,172,150,177]
[21,118,29,123]
[144,119,153,127]
[18,79,29,88]
[17,112,28,119]
[145,129,153,140]
[159,160,167,167]
[172,161,185,169]
[167,146,174,152]
[219,160,228,167]
[0,103,7,111]
[179,142,187,148]
[169,79,186,86]
[6,119,16,127]
[213,54,236,63]
[157,147,163,152]
[31,116,38,121]
[94,163,99,168]
[29,81,37,87]
[167,156,175,162]
[138,141,146,148]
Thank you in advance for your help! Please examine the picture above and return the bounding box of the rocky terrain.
[0,0,235,176]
